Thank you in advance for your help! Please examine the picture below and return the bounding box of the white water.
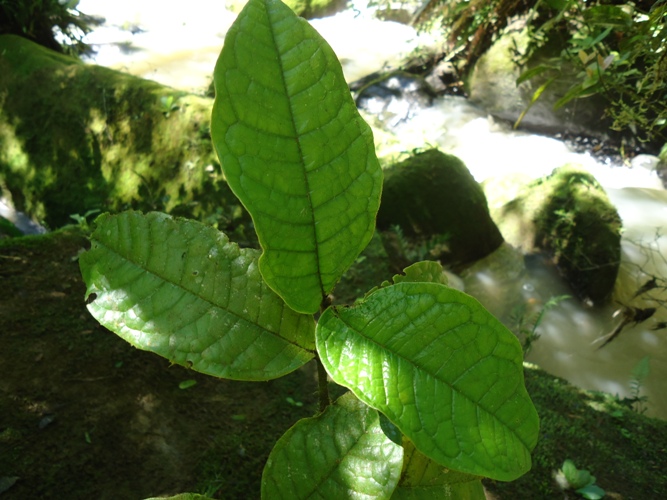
[74,0,667,418]
[76,0,433,91]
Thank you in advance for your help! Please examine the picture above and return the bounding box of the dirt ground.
[0,227,318,499]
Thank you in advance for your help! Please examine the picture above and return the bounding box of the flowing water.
[75,0,667,418]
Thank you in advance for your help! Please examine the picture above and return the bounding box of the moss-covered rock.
[488,166,622,303]
[468,27,609,136]
[0,35,249,236]
[377,149,504,268]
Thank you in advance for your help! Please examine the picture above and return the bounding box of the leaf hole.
[85,293,97,305]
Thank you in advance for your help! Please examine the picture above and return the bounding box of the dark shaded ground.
[2,227,667,499]
[0,227,318,499]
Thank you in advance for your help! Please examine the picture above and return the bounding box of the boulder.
[468,27,610,137]
[0,35,249,236]
[377,148,504,268]
[487,166,622,303]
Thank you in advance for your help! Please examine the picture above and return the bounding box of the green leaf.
[553,82,587,109]
[372,261,449,295]
[562,459,594,489]
[178,379,197,390]
[80,211,315,381]
[262,392,403,499]
[211,0,383,314]
[392,261,449,286]
[631,355,650,383]
[514,76,557,129]
[391,440,485,500]
[515,64,558,86]
[577,484,606,500]
[316,282,539,481]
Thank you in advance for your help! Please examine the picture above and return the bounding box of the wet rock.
[377,148,504,269]
[487,166,622,304]
[353,72,436,128]
[424,59,465,96]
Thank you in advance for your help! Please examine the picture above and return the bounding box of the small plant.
[628,355,650,414]
[556,459,606,500]
[515,1,667,145]
[79,0,539,497]
[69,209,101,232]
[383,223,451,270]
[511,294,570,355]
[159,95,180,118]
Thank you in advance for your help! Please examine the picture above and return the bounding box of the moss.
[377,149,504,268]
[533,166,622,303]
[0,223,85,249]
[487,166,621,303]
[0,35,251,239]
[484,364,667,499]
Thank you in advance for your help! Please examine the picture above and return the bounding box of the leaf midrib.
[327,289,530,450]
[93,234,313,354]
[266,0,326,301]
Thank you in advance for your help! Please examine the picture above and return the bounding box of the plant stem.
[316,356,330,412]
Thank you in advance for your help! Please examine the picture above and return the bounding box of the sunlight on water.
[79,0,234,91]
[78,0,433,91]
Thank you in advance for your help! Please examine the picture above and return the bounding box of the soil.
[0,227,319,499]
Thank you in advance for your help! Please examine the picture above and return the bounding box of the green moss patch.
[0,35,250,238]
[487,166,621,303]
[377,148,504,269]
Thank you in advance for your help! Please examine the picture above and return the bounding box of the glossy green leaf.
[577,484,606,500]
[211,0,383,314]
[562,459,595,489]
[316,282,539,481]
[392,440,484,500]
[371,261,448,297]
[392,261,449,285]
[262,392,403,499]
[80,211,315,381]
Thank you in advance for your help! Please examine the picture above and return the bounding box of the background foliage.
[414,0,667,147]
[0,0,98,55]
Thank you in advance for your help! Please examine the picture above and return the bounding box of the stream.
[76,0,667,418]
